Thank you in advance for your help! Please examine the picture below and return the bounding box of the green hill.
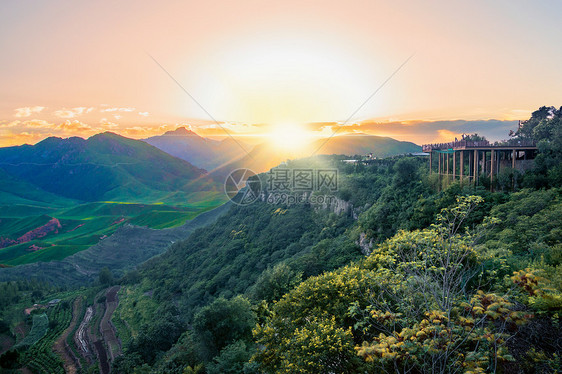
[0,132,226,266]
[0,132,215,202]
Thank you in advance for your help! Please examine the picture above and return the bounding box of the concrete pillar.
[453,151,456,180]
[512,149,516,169]
[490,149,495,191]
[460,151,464,184]
[474,150,479,184]
[429,151,432,174]
[467,151,471,181]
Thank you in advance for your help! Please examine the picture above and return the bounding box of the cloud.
[0,119,99,147]
[56,120,93,132]
[350,119,519,144]
[198,122,262,134]
[100,107,135,113]
[138,112,149,116]
[435,129,462,143]
[99,119,119,129]
[14,106,45,118]
[0,120,21,128]
[0,131,52,147]
[53,107,95,118]
[22,119,54,129]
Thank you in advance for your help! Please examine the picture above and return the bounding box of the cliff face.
[258,191,360,219]
[357,232,373,256]
[322,196,355,217]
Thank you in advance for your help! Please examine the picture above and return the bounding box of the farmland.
[0,196,225,266]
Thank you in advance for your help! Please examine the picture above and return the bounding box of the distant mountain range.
[143,127,249,172]
[0,130,420,203]
[0,132,216,202]
[209,133,422,178]
[0,130,420,266]
[310,134,421,157]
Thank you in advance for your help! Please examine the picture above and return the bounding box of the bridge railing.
[422,139,536,152]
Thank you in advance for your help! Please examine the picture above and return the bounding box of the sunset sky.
[1,0,561,147]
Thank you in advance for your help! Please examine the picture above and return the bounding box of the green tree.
[252,265,378,373]
[193,296,256,360]
[0,349,20,369]
[99,267,114,285]
[250,263,302,303]
[254,196,530,373]
[206,340,254,374]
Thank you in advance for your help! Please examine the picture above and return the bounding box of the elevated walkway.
[422,140,537,190]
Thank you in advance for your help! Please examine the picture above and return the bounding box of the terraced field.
[0,202,231,285]
[0,197,225,266]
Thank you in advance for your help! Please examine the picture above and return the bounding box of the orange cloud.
[435,129,462,143]
[0,131,52,147]
[22,119,54,128]
[57,120,94,132]
[0,120,21,128]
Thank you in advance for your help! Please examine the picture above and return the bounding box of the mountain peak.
[164,127,199,137]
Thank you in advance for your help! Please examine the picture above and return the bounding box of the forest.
[0,106,561,373]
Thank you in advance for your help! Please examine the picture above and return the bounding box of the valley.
[2,1,561,372]
[0,108,561,373]
[0,132,226,267]
[0,200,224,266]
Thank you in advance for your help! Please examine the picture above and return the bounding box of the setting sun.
[268,122,313,153]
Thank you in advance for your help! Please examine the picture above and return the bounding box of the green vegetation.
[2,107,562,373]
[0,132,226,266]
[0,202,230,286]
[22,302,71,373]
[14,313,49,348]
[0,200,225,266]
[0,132,211,202]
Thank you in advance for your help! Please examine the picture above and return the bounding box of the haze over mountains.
[144,127,421,177]
[143,127,249,172]
[0,128,420,266]
[311,133,421,157]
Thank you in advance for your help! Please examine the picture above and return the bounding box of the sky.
[0,0,561,147]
